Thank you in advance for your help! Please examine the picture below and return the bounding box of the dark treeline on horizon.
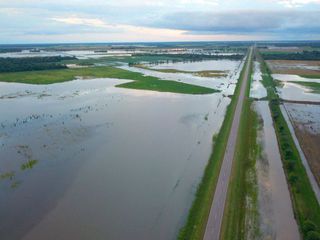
[0,56,76,73]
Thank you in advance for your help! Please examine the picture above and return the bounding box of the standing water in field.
[0,78,230,240]
[254,101,299,240]
[250,61,267,99]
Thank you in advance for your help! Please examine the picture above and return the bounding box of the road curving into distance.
[203,47,253,240]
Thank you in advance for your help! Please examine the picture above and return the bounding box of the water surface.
[0,78,229,240]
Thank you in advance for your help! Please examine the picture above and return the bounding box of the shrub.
[306,231,320,240]
[303,220,317,234]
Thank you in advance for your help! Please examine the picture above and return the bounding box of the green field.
[0,66,218,95]
[258,50,320,239]
[220,60,260,240]
[178,52,249,240]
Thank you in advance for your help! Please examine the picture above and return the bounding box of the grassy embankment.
[133,64,228,77]
[290,81,320,94]
[258,51,320,239]
[220,58,260,240]
[0,66,217,95]
[178,53,249,240]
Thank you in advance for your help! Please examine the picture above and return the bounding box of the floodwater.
[254,101,300,240]
[0,78,230,240]
[281,104,320,201]
[250,61,267,99]
[284,103,320,135]
[121,59,244,96]
[149,60,240,72]
[272,74,320,84]
[277,82,320,102]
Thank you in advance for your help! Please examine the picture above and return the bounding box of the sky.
[0,0,320,43]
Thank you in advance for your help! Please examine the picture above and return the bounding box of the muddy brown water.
[255,101,300,240]
[0,78,230,240]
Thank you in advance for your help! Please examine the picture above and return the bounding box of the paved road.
[203,47,253,240]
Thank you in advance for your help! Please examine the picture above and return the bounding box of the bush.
[286,161,296,172]
[285,150,293,159]
[303,220,317,234]
[288,173,298,183]
[306,231,320,240]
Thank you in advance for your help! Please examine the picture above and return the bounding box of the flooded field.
[272,74,320,83]
[254,101,299,240]
[267,60,320,75]
[0,78,229,240]
[283,103,320,187]
[148,60,240,72]
[250,61,267,99]
[276,82,320,102]
[121,59,244,96]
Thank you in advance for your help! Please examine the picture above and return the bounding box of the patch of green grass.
[117,78,217,95]
[290,81,320,94]
[258,50,320,239]
[299,74,320,79]
[0,66,218,95]
[21,159,38,170]
[178,53,249,240]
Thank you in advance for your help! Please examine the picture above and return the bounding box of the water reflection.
[0,78,229,240]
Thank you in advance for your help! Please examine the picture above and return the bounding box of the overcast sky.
[0,0,320,43]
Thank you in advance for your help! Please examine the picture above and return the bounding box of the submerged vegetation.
[0,66,218,95]
[258,50,320,239]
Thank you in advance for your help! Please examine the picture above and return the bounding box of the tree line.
[262,51,320,60]
[0,56,76,73]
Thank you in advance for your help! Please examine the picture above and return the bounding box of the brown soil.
[292,122,320,186]
[267,60,320,75]
[260,48,303,53]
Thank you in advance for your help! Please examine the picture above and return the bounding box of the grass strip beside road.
[220,60,260,240]
[0,66,218,95]
[178,56,248,240]
[259,52,320,239]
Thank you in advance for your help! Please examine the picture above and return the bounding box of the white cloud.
[277,0,320,7]
[50,16,109,28]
